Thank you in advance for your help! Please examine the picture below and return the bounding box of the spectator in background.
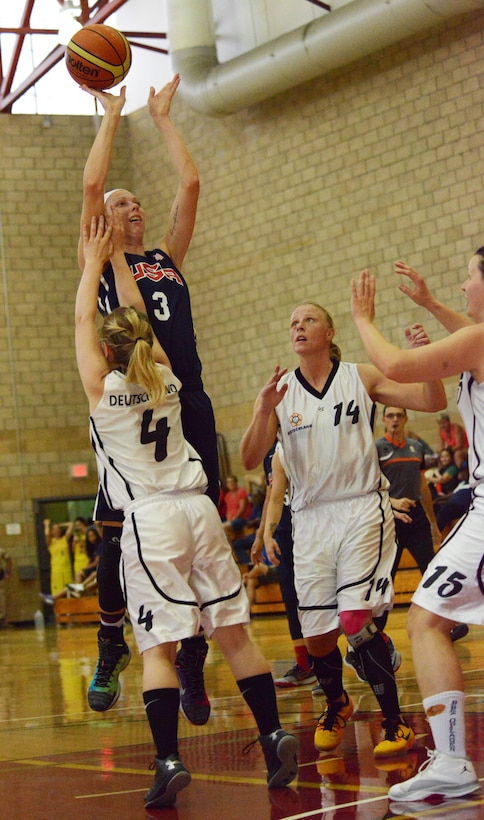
[437,412,468,451]
[426,447,460,500]
[40,519,74,603]
[222,475,253,536]
[67,524,103,596]
[72,517,90,582]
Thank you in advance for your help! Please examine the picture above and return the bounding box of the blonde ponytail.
[101,307,167,407]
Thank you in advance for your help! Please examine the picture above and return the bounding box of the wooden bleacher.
[54,595,100,625]
[251,582,286,615]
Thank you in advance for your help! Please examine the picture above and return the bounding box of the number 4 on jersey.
[140,409,170,462]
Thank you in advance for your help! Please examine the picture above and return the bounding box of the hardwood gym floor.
[0,608,483,819]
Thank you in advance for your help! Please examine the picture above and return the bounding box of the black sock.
[308,646,344,702]
[180,632,208,654]
[237,673,280,737]
[97,525,126,639]
[356,632,400,720]
[143,688,180,760]
[373,613,388,632]
[98,624,124,643]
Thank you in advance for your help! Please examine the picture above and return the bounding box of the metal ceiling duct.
[167,0,484,116]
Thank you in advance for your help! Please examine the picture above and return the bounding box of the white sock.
[422,690,466,758]
[100,615,125,629]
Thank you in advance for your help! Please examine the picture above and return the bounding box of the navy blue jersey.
[98,248,203,389]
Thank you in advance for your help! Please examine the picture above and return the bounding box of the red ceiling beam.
[1,0,36,99]
[0,45,65,113]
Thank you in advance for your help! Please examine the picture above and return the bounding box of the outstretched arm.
[77,86,127,270]
[395,260,472,332]
[240,367,287,470]
[352,269,484,386]
[149,75,200,269]
[75,216,113,408]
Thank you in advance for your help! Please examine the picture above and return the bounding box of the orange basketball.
[65,24,131,90]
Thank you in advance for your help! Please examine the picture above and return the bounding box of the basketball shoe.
[373,717,415,758]
[314,693,354,752]
[144,754,191,809]
[245,729,298,788]
[388,749,480,801]
[87,632,131,711]
[274,664,316,688]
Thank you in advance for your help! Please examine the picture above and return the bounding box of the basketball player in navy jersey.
[78,74,217,722]
[240,302,446,759]
[352,259,484,802]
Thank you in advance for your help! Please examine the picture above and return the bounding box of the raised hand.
[256,366,289,413]
[351,269,376,324]
[395,260,434,308]
[80,84,126,115]
[82,215,113,266]
[147,74,181,120]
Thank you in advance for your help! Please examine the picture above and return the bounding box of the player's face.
[461,255,484,322]
[105,190,145,238]
[439,449,452,468]
[290,305,334,356]
[382,407,407,437]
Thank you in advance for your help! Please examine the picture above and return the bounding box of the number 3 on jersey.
[140,409,170,462]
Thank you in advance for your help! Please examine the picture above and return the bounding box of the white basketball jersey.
[275,361,388,511]
[90,365,207,511]
[457,371,484,498]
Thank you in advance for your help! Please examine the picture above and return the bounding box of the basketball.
[65,24,131,90]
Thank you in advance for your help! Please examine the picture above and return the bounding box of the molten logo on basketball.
[65,53,99,79]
